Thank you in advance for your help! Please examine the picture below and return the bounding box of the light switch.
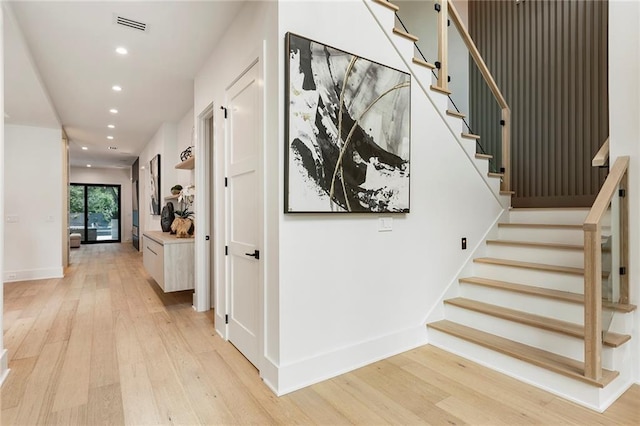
[6,215,19,223]
[378,217,393,232]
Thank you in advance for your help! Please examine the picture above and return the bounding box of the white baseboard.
[274,326,428,396]
[4,267,64,282]
[0,349,9,387]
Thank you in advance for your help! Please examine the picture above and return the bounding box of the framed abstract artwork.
[285,32,411,213]
[149,154,161,215]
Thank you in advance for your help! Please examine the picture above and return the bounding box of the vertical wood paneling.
[469,0,608,207]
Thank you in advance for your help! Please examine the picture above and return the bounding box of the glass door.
[69,184,121,243]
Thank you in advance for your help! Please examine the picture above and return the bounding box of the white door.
[226,61,261,367]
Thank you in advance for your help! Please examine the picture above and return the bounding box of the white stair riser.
[443,304,620,368]
[509,209,590,225]
[473,263,584,293]
[428,327,624,412]
[459,283,585,323]
[486,244,584,268]
[486,175,502,194]
[498,227,584,245]
[444,115,464,134]
[474,158,490,174]
[392,35,416,63]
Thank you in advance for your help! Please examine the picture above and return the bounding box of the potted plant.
[171,185,195,238]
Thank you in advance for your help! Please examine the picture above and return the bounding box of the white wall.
[138,122,180,235]
[4,124,64,282]
[275,0,502,394]
[176,108,195,188]
[0,3,7,386]
[608,0,640,383]
[70,166,133,243]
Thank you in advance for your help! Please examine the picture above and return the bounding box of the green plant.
[174,209,193,219]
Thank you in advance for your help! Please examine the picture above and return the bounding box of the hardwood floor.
[2,243,639,425]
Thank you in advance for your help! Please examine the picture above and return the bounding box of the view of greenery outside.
[69,185,119,227]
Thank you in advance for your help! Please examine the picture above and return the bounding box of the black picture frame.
[284,32,411,213]
[150,154,161,215]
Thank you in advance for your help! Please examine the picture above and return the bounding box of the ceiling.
[4,1,246,169]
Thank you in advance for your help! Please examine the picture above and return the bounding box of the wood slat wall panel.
[469,0,608,207]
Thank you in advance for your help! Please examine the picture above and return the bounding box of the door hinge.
[225,314,229,324]
[620,266,627,275]
[619,188,626,198]
[225,245,228,255]
[225,177,228,187]
[220,106,228,119]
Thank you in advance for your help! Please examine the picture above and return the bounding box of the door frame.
[193,44,266,370]
[69,183,122,244]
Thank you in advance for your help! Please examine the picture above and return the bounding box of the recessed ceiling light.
[107,136,114,140]
[107,124,115,129]
[116,47,128,55]
[87,164,92,168]
[81,146,88,150]
[108,146,118,150]
[109,108,118,114]
[112,85,122,92]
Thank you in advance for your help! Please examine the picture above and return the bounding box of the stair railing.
[583,155,629,380]
[442,0,512,192]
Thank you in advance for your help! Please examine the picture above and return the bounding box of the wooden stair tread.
[373,0,399,12]
[486,239,584,251]
[500,191,515,195]
[412,57,435,69]
[474,257,584,275]
[475,153,493,160]
[487,172,504,178]
[430,85,452,95]
[446,109,466,119]
[498,223,583,230]
[444,297,630,347]
[392,27,419,42]
[428,320,619,387]
[459,277,637,313]
[462,132,481,140]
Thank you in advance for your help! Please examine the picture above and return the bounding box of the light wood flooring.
[2,243,639,425]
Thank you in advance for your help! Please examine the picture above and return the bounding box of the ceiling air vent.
[113,14,148,32]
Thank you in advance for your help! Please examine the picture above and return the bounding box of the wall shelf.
[175,156,195,170]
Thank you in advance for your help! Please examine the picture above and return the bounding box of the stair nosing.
[412,57,435,69]
[444,297,630,347]
[487,172,504,178]
[446,109,466,119]
[475,153,493,160]
[459,276,637,313]
[428,320,619,387]
[373,0,399,12]
[392,27,419,42]
[486,239,584,251]
[430,84,452,95]
[474,257,584,275]
[462,132,481,140]
[498,223,583,230]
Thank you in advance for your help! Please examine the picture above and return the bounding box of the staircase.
[367,0,636,412]
[428,208,636,410]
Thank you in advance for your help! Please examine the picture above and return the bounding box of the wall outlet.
[461,237,467,250]
[7,273,17,279]
[6,215,19,223]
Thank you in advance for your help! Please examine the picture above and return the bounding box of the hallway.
[2,244,638,425]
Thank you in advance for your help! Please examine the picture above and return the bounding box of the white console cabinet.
[142,231,194,292]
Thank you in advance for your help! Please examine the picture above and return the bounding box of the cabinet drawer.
[143,237,164,289]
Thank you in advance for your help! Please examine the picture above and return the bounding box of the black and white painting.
[149,154,161,215]
[285,32,411,213]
